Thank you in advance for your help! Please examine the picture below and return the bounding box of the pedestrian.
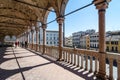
[15,41,18,48]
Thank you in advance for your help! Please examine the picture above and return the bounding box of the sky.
[47,0,120,37]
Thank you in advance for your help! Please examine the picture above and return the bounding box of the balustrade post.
[70,53,73,64]
[65,51,67,62]
[73,48,77,65]
[117,60,120,80]
[109,58,113,80]
[68,52,70,63]
[80,54,83,69]
[77,54,80,67]
[85,55,88,70]
[95,57,98,74]
[89,56,93,72]
[63,51,66,62]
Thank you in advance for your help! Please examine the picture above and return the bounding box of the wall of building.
[65,36,72,47]
[90,32,99,49]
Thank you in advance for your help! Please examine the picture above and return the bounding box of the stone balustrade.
[62,47,99,74]
[45,46,59,59]
[106,52,120,80]
[28,45,119,80]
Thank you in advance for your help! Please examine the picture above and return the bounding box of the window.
[106,46,109,51]
[112,47,114,51]
[115,47,118,52]
[54,37,56,40]
[111,41,114,44]
[50,37,52,40]
[106,41,109,44]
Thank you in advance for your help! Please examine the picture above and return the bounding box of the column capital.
[57,17,64,24]
[93,0,111,10]
[35,27,39,32]
[31,29,34,34]
[42,24,47,29]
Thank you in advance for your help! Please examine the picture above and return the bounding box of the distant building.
[80,35,90,49]
[106,35,120,53]
[65,36,72,47]
[90,32,99,49]
[72,29,95,48]
[39,29,59,46]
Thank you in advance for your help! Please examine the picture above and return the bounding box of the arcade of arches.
[1,0,119,80]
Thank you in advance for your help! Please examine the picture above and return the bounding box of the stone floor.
[0,47,94,80]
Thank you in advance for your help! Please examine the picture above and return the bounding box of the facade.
[46,30,59,46]
[106,35,120,53]
[72,31,85,47]
[72,29,95,48]
[65,36,72,47]
[80,35,90,49]
[90,32,99,50]
[39,29,59,46]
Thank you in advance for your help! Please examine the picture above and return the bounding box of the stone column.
[27,31,30,48]
[28,31,30,48]
[42,24,47,54]
[57,17,64,61]
[94,0,111,79]
[31,29,34,49]
[35,27,39,51]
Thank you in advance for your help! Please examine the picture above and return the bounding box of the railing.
[39,45,43,53]
[106,52,120,80]
[62,47,99,74]
[28,44,120,80]
[45,46,59,59]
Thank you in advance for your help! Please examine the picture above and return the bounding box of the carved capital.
[57,17,64,24]
[35,27,39,32]
[42,24,47,30]
[93,0,111,10]
[31,29,34,34]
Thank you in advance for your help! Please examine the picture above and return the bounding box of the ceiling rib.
[13,0,55,12]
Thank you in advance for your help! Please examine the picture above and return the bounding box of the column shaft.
[42,24,46,54]
[57,18,64,61]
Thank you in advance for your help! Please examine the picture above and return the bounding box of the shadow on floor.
[28,49,96,80]
[0,47,53,80]
[0,47,95,80]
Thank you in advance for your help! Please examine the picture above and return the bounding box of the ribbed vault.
[0,0,68,41]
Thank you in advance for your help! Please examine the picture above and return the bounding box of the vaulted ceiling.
[0,0,68,40]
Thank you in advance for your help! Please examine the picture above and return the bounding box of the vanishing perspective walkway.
[0,47,94,80]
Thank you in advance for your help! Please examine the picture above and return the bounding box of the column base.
[56,58,64,61]
[89,70,92,73]
[96,72,108,80]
